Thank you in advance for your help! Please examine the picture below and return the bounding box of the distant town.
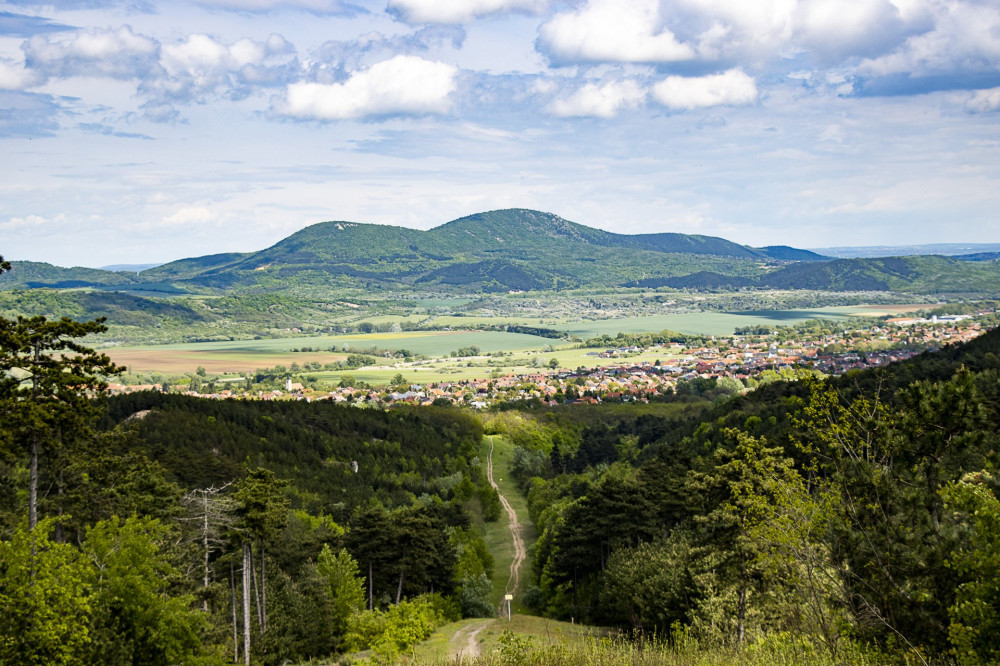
[106,312,989,407]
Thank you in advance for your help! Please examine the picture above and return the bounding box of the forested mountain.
[628,254,1000,293]
[6,208,1000,295]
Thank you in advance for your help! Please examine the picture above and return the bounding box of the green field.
[552,306,869,338]
[105,330,559,375]
[104,307,887,381]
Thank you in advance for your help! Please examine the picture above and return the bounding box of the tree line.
[500,326,1000,664]
[0,255,504,664]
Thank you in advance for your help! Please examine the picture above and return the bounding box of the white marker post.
[504,594,513,621]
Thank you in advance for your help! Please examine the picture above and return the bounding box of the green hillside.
[3,209,997,296]
[760,255,1000,292]
[0,261,137,289]
[137,252,251,281]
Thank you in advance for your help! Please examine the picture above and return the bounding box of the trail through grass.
[479,436,536,613]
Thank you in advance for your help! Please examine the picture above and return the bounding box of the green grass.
[551,307,866,338]
[410,615,603,665]
[480,436,537,613]
[435,631,886,666]
[115,330,555,356]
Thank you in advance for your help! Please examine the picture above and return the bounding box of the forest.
[2,243,1000,665]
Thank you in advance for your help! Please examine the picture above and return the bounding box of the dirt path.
[450,619,492,659]
[488,437,525,596]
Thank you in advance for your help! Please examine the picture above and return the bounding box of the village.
[107,313,990,408]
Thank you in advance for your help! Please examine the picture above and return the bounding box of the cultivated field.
[104,307,891,380]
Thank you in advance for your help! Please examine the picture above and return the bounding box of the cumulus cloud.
[664,0,797,61]
[793,0,909,61]
[538,0,694,65]
[0,59,42,90]
[856,1,1000,84]
[140,33,297,109]
[306,25,465,80]
[651,68,757,110]
[546,79,646,117]
[279,54,458,120]
[24,25,159,80]
[387,0,545,24]
[967,87,1000,113]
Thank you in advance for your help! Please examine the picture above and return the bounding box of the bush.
[460,573,496,618]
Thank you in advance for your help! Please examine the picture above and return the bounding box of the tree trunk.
[28,434,38,531]
[242,543,251,666]
[250,543,263,628]
[369,559,373,611]
[29,341,41,531]
[396,571,404,605]
[260,540,267,634]
[203,496,210,613]
[231,559,239,664]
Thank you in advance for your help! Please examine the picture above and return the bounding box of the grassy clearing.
[480,436,537,613]
[409,615,601,665]
[408,619,492,664]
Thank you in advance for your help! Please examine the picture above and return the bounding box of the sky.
[1,0,999,267]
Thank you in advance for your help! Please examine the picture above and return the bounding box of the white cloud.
[652,68,757,110]
[0,60,42,90]
[794,0,907,60]
[858,1,1000,78]
[24,25,159,80]
[387,0,546,24]
[142,33,296,109]
[160,33,294,78]
[546,79,646,118]
[669,0,797,60]
[163,206,217,225]
[538,0,694,64]
[0,213,65,232]
[279,55,458,120]
[967,87,1000,113]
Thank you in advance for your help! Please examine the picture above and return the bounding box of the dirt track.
[451,619,492,659]
[488,437,525,596]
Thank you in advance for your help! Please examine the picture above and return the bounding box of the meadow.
[104,330,556,375]
[550,306,877,338]
[104,306,903,381]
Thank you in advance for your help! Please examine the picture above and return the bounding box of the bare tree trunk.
[28,434,38,531]
[260,541,267,634]
[29,342,42,533]
[231,559,239,664]
[250,543,263,628]
[203,496,210,613]
[396,571,404,605]
[369,559,373,611]
[242,543,251,666]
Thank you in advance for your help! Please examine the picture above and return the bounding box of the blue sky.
[1,0,999,267]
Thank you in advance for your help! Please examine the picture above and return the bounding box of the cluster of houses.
[106,318,987,406]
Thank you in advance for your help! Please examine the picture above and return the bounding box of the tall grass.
[442,631,891,666]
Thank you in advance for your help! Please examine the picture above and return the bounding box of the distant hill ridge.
[3,208,999,295]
